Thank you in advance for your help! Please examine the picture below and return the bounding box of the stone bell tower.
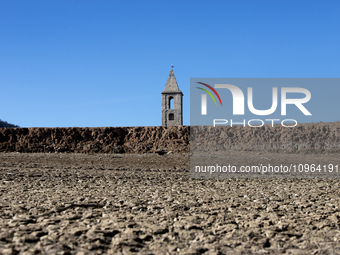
[161,68,183,126]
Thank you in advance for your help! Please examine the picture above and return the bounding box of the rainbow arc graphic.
[196,82,223,106]
[196,82,223,115]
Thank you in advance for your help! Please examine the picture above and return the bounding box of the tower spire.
[163,68,180,92]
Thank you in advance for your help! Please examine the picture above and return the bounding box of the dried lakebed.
[1,152,340,254]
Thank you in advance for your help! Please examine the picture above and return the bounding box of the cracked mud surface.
[1,152,340,254]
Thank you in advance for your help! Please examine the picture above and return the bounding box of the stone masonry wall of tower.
[161,69,183,126]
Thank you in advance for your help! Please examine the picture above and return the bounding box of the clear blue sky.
[1,0,339,127]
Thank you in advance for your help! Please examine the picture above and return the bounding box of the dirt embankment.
[0,122,339,153]
[192,122,340,153]
[0,126,189,153]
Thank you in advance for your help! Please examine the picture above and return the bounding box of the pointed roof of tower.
[163,69,181,92]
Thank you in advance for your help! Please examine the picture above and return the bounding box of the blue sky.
[1,0,339,127]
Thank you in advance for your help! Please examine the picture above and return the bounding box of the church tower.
[161,69,183,126]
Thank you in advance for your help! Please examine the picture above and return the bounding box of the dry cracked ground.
[1,152,340,254]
